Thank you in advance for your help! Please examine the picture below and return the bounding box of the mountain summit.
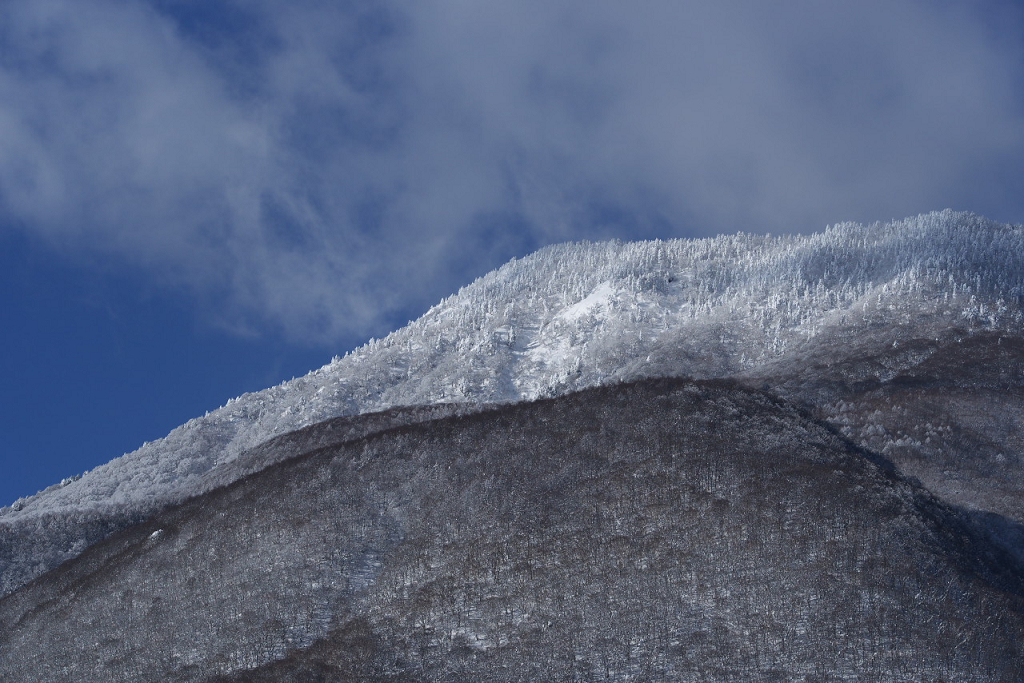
[2,210,1023,600]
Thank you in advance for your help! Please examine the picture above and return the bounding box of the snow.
[1,209,1023,596]
[556,281,617,322]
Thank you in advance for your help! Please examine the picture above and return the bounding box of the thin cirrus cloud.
[0,0,1022,344]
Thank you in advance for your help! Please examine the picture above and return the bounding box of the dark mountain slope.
[747,330,1024,526]
[0,402,478,598]
[1,379,1022,682]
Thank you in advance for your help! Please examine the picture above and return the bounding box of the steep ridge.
[1,379,1021,682]
[2,209,1022,596]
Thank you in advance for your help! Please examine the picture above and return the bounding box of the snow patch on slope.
[557,281,617,322]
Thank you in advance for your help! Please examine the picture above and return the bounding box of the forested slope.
[1,379,1022,682]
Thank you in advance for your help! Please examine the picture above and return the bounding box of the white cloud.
[1,0,1022,343]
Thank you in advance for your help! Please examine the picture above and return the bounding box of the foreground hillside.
[2,210,1022,598]
[2,379,1022,681]
[753,331,1024,531]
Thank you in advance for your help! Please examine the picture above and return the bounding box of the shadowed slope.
[0,402,479,598]
[2,379,1022,682]
[748,331,1024,526]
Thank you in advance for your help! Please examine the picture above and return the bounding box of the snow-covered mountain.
[2,209,1023,596]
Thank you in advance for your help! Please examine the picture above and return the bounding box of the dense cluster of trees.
[2,379,1022,681]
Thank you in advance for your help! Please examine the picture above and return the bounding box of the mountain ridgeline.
[3,209,1022,597]
[1,210,1024,680]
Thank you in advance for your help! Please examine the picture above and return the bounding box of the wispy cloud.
[1,0,1022,343]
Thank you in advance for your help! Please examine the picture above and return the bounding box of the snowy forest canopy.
[2,209,1022,598]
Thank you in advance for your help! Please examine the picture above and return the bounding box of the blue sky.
[1,0,1023,506]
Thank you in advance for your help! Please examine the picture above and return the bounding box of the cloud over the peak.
[1,0,1022,343]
